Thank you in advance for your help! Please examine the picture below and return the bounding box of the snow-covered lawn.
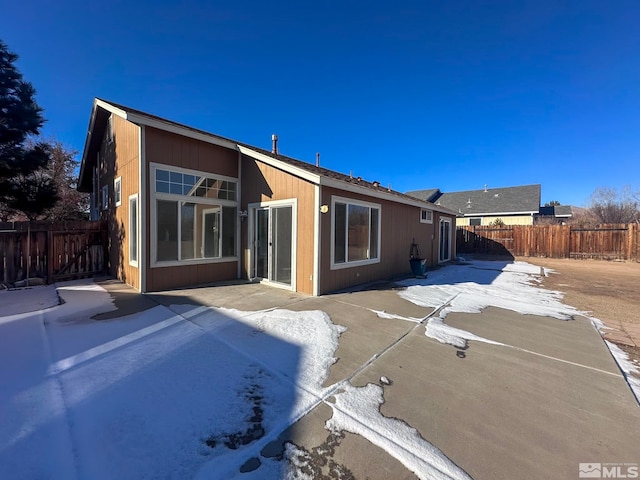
[0,259,637,479]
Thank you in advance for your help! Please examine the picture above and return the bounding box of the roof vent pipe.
[484,184,488,192]
[271,134,278,155]
[316,152,320,167]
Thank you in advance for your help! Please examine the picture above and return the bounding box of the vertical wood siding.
[100,114,140,290]
[318,187,452,294]
[240,156,316,295]
[143,127,240,292]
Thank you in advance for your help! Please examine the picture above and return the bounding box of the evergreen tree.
[0,39,57,220]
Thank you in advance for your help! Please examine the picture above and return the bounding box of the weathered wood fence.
[457,224,639,261]
[0,221,108,286]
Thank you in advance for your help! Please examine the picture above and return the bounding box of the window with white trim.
[152,164,238,265]
[332,196,380,268]
[129,194,138,266]
[114,177,122,207]
[420,208,433,224]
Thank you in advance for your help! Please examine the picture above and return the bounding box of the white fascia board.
[461,210,539,217]
[95,98,129,119]
[320,177,455,215]
[238,145,321,184]
[126,113,238,150]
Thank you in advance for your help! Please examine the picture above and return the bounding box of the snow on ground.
[605,341,640,404]
[0,284,60,317]
[398,260,580,322]
[395,259,640,403]
[325,382,472,480]
[2,258,637,479]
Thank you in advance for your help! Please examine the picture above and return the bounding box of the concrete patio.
[92,273,640,479]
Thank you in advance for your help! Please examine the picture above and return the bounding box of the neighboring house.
[407,185,541,226]
[536,205,573,224]
[78,98,457,295]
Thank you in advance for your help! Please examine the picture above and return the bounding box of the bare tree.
[41,140,89,220]
[589,186,639,224]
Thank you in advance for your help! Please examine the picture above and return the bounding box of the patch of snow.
[370,309,422,323]
[0,284,60,319]
[396,260,582,348]
[425,317,505,349]
[605,341,640,404]
[0,280,347,480]
[326,383,471,480]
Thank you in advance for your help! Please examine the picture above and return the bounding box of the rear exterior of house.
[79,99,456,295]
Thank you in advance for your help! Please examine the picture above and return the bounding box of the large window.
[152,164,237,265]
[332,197,380,268]
[129,194,138,266]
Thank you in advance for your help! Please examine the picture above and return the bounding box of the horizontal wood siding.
[240,155,316,295]
[144,127,240,292]
[457,214,534,226]
[457,224,639,261]
[319,186,448,294]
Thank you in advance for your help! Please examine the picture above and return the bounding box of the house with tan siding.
[78,98,456,295]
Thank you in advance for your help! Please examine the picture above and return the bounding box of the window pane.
[334,203,346,263]
[170,171,182,183]
[370,208,379,259]
[170,183,182,195]
[156,181,170,193]
[222,206,236,257]
[202,207,221,258]
[348,204,369,261]
[157,200,178,261]
[129,197,137,262]
[180,202,196,260]
[156,169,170,181]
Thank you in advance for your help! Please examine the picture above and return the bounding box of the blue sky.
[4,0,639,207]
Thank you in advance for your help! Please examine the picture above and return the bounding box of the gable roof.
[406,188,441,203]
[79,98,455,214]
[419,184,541,217]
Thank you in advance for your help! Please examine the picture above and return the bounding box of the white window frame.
[114,177,122,207]
[129,194,139,267]
[330,195,381,270]
[101,184,108,211]
[150,162,239,268]
[420,208,433,224]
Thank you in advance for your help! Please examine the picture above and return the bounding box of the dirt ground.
[519,256,640,369]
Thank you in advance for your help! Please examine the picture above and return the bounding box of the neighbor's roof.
[538,205,573,217]
[425,184,542,216]
[406,188,441,203]
[78,98,456,214]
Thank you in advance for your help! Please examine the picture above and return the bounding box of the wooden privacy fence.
[0,220,108,286]
[457,224,639,261]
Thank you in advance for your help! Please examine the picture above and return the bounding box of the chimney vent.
[373,180,380,188]
[484,184,488,192]
[271,134,278,155]
[316,152,320,167]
